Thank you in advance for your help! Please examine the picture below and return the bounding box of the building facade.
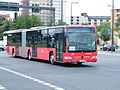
[52,0,61,24]
[20,0,30,15]
[29,0,52,25]
[0,14,10,20]
[112,9,120,28]
[71,13,110,26]
[20,0,61,25]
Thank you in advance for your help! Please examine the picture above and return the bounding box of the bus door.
[14,33,21,56]
[31,31,37,57]
[55,33,64,62]
[15,45,19,56]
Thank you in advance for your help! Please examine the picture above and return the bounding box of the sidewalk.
[98,49,120,56]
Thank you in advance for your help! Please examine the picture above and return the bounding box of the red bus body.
[4,25,97,64]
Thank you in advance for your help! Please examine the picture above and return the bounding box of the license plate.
[79,60,86,62]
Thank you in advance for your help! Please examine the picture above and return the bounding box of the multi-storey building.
[52,0,61,24]
[71,16,88,25]
[112,9,120,28]
[20,0,30,15]
[71,13,110,26]
[29,0,52,25]
[20,0,61,25]
[0,14,10,20]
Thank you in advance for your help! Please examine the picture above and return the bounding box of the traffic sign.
[108,29,112,35]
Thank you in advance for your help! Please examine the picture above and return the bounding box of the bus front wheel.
[77,62,83,65]
[50,54,55,65]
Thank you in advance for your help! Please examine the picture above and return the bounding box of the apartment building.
[71,13,110,26]
[0,14,10,20]
[20,0,61,25]
[29,0,52,25]
[112,9,120,28]
[52,0,61,24]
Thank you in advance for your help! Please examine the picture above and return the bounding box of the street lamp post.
[61,0,63,23]
[111,0,114,52]
[70,2,79,25]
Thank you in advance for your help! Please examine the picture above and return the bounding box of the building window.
[88,23,91,25]
[94,23,97,25]
[106,20,109,22]
[88,20,91,22]
[100,20,103,22]
[94,19,97,22]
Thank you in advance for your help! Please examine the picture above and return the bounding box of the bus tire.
[28,51,32,60]
[77,62,83,66]
[50,53,55,65]
[12,49,16,57]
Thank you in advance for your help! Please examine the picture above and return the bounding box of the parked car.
[102,44,115,51]
[0,45,5,51]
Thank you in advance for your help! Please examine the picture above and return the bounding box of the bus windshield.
[67,32,96,52]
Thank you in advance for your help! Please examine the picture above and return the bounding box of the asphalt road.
[0,51,120,90]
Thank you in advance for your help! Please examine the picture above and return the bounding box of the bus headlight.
[64,57,72,59]
[92,56,98,59]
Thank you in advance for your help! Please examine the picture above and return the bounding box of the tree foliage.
[96,22,111,41]
[115,16,120,30]
[81,23,89,25]
[0,16,7,40]
[56,20,67,26]
[0,14,43,40]
[14,14,43,29]
[115,16,120,39]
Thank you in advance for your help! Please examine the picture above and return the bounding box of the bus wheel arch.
[49,52,55,65]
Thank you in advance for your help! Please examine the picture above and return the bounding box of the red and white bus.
[4,25,97,65]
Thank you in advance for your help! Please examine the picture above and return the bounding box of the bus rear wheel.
[50,54,55,65]
[28,51,32,60]
[12,49,16,57]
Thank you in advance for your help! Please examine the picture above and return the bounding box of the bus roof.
[3,25,96,34]
[30,25,95,30]
[3,29,29,34]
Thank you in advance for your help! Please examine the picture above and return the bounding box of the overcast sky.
[65,0,120,16]
[0,0,120,22]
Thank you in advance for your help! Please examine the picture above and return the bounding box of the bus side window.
[48,29,55,48]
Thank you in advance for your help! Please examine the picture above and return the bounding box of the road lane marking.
[0,66,65,90]
[0,85,7,90]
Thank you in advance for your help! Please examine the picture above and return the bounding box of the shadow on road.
[9,56,96,68]
[28,58,96,68]
[56,63,96,68]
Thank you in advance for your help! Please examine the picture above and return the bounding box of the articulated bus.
[4,25,97,65]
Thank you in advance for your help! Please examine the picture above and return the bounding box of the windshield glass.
[68,32,96,52]
[66,27,95,33]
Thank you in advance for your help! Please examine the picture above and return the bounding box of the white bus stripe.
[0,67,65,90]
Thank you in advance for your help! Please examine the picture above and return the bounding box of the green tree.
[118,33,120,38]
[96,22,111,41]
[81,23,89,25]
[0,16,7,40]
[115,16,120,39]
[115,16,120,30]
[56,20,67,26]
[15,14,43,29]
